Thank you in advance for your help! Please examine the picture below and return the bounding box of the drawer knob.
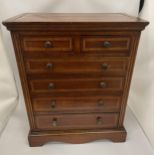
[103,41,111,48]
[96,116,103,125]
[51,101,56,108]
[48,83,55,89]
[44,41,52,48]
[100,82,106,88]
[101,63,108,70]
[46,63,53,69]
[98,100,105,106]
[52,118,57,127]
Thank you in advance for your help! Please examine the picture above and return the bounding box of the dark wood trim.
[4,22,148,31]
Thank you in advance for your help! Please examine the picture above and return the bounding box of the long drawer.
[25,58,128,75]
[29,77,124,93]
[32,96,121,113]
[35,113,119,130]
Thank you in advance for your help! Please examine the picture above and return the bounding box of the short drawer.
[25,58,128,75]
[81,36,130,55]
[29,78,124,93]
[35,113,119,130]
[22,36,73,52]
[32,96,121,113]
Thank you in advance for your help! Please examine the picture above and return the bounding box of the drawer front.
[29,78,124,93]
[22,36,73,52]
[33,96,121,113]
[25,58,128,75]
[82,36,130,54]
[35,113,119,130]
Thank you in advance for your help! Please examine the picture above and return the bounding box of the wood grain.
[34,113,119,130]
[32,96,121,113]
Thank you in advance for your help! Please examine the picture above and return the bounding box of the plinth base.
[28,127,127,147]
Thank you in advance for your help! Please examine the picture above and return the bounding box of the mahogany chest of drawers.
[3,13,148,146]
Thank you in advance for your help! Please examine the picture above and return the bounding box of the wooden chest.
[3,13,148,146]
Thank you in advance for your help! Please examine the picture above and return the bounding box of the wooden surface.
[32,96,121,113]
[3,13,148,23]
[3,13,149,31]
[35,113,119,130]
[2,13,148,146]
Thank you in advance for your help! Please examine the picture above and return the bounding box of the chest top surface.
[3,13,149,31]
[2,13,147,23]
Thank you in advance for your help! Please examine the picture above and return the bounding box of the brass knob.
[52,118,57,127]
[51,100,56,108]
[100,82,106,88]
[98,100,105,106]
[96,116,103,125]
[101,63,108,70]
[103,41,111,48]
[48,83,55,89]
[44,41,52,48]
[46,63,53,69]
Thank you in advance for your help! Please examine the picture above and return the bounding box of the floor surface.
[0,103,153,155]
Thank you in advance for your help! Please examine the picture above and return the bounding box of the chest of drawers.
[3,13,148,147]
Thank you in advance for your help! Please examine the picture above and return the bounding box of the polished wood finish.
[3,13,148,31]
[29,77,124,93]
[25,58,128,74]
[22,36,73,52]
[82,36,130,53]
[32,96,121,113]
[35,113,119,130]
[28,128,127,146]
[3,13,148,147]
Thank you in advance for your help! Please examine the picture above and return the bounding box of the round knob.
[48,83,55,89]
[50,101,56,108]
[52,118,57,127]
[103,41,111,48]
[100,82,106,88]
[96,116,103,125]
[98,100,105,106]
[46,63,53,69]
[44,41,52,48]
[101,63,108,70]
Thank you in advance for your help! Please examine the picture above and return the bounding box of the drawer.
[21,36,73,52]
[81,36,130,55]
[25,58,128,75]
[29,78,124,93]
[35,113,119,130]
[32,96,121,113]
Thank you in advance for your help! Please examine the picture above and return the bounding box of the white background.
[0,0,153,147]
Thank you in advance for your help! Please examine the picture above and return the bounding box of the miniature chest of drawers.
[3,13,148,146]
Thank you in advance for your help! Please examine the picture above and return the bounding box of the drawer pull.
[97,100,105,106]
[103,41,111,48]
[52,118,57,127]
[46,63,53,69]
[96,116,103,125]
[44,41,53,48]
[101,63,108,70]
[100,82,106,88]
[51,101,56,108]
[48,83,55,89]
